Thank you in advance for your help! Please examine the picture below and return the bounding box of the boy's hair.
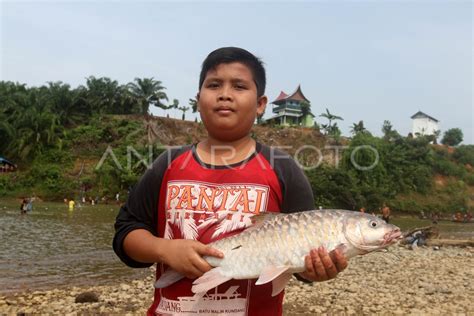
[199,47,266,97]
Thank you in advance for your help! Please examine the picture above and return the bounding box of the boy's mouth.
[215,106,235,114]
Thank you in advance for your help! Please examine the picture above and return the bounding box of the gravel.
[1,246,472,315]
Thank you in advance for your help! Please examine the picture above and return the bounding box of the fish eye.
[369,220,377,228]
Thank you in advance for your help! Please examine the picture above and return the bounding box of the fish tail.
[154,269,185,288]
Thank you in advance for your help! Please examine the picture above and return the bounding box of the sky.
[1,0,472,143]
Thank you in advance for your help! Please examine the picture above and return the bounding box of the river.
[0,199,472,294]
[0,199,150,294]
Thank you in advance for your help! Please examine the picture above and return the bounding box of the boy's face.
[197,62,267,141]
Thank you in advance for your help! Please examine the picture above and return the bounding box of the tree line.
[0,77,184,160]
[1,78,471,214]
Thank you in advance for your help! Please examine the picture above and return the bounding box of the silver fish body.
[155,209,402,295]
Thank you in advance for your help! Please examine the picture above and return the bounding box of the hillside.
[1,115,473,214]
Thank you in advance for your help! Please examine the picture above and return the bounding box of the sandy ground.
[1,246,472,315]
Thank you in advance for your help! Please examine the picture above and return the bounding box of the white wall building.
[411,111,440,137]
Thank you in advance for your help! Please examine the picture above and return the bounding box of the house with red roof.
[264,85,315,127]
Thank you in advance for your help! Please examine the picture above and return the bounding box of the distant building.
[0,156,17,173]
[264,85,315,127]
[411,111,439,137]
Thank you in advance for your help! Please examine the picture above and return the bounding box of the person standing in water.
[68,199,75,211]
[26,198,33,213]
[381,203,391,223]
[20,198,28,214]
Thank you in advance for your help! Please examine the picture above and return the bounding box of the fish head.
[343,213,402,254]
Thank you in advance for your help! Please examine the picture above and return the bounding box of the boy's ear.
[256,95,267,116]
[196,93,200,112]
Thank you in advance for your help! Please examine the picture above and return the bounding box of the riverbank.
[1,246,472,315]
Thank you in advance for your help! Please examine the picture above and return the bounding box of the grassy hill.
[1,115,472,215]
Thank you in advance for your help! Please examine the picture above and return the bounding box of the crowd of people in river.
[19,195,473,225]
[61,193,122,211]
[418,210,473,223]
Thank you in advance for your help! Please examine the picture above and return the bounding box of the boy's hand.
[298,246,348,282]
[161,239,224,279]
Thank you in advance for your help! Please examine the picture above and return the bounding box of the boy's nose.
[218,94,232,101]
[218,86,233,101]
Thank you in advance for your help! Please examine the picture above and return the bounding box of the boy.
[113,47,348,315]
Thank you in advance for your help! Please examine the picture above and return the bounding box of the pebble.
[0,247,472,315]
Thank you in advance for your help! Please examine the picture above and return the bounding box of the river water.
[0,199,472,294]
[0,199,150,294]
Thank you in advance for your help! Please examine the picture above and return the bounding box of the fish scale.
[208,210,346,278]
[155,209,402,295]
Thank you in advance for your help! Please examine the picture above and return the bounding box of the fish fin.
[335,243,348,255]
[191,267,231,294]
[255,265,290,285]
[154,269,185,288]
[271,272,293,296]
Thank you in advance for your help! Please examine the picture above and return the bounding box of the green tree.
[350,120,368,135]
[305,165,360,209]
[300,101,311,117]
[178,106,190,120]
[441,128,463,146]
[320,108,343,135]
[7,98,63,159]
[189,98,198,113]
[328,122,342,142]
[381,120,400,141]
[84,76,124,116]
[453,145,474,166]
[341,133,392,210]
[44,81,88,126]
[127,78,176,115]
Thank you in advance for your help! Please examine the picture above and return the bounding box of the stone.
[75,292,100,303]
[120,284,131,291]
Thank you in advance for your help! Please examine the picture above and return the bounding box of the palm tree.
[84,76,124,116]
[189,98,198,113]
[350,120,367,135]
[328,123,342,144]
[127,78,174,115]
[381,120,400,141]
[0,114,14,153]
[6,96,63,159]
[45,81,87,126]
[320,108,343,135]
[178,106,190,120]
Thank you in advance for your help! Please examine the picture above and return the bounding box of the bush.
[453,145,474,166]
[463,173,474,186]
[433,159,466,178]
[0,174,16,196]
[441,128,463,146]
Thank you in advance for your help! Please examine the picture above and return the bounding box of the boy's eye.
[206,82,220,88]
[234,84,247,90]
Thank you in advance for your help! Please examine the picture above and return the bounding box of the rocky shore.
[1,246,472,315]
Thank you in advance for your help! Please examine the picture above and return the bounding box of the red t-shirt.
[113,144,314,316]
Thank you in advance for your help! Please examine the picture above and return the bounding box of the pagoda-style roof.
[273,91,289,102]
[271,85,310,104]
[410,111,439,123]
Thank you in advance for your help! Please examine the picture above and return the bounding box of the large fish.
[155,209,402,296]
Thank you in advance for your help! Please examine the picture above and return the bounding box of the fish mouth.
[383,229,403,245]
